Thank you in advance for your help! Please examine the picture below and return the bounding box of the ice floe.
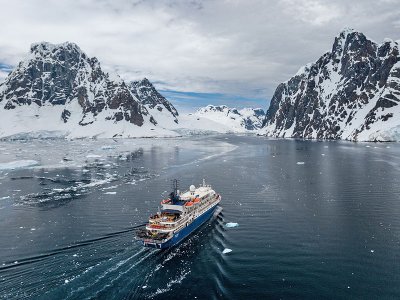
[222,248,232,254]
[296,161,305,165]
[101,145,116,150]
[0,160,39,170]
[225,222,239,228]
[86,154,102,159]
[104,192,117,195]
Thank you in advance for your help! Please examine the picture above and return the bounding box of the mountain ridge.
[0,41,179,139]
[261,28,400,141]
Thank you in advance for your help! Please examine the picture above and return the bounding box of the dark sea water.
[0,135,399,299]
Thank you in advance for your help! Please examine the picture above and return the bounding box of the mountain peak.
[335,27,367,43]
[30,41,83,56]
[338,27,356,36]
[262,30,400,142]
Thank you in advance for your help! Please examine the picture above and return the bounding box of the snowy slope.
[0,42,179,139]
[194,105,265,133]
[129,78,179,128]
[261,28,400,142]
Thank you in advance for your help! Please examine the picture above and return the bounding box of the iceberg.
[225,222,239,228]
[222,248,232,254]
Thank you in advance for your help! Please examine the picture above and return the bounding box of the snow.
[0,103,180,140]
[193,105,265,133]
[0,160,39,170]
[0,41,269,140]
[261,30,400,142]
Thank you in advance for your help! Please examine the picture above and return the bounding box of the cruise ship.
[136,180,221,249]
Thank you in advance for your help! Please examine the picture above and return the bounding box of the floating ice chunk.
[142,285,147,289]
[225,222,239,228]
[0,160,39,170]
[0,196,10,200]
[86,154,102,158]
[296,162,305,165]
[65,279,69,284]
[101,145,116,150]
[72,254,78,257]
[222,248,232,254]
[321,154,325,156]
[30,228,36,231]
[104,192,117,195]
[370,249,374,253]
[365,145,370,148]
[102,185,118,190]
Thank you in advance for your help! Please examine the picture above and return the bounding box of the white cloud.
[0,0,399,104]
[280,0,342,25]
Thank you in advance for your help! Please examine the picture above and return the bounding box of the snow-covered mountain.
[0,42,177,139]
[194,105,265,132]
[261,28,400,142]
[129,78,179,127]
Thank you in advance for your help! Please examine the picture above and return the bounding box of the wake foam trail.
[74,248,156,300]
[0,224,146,272]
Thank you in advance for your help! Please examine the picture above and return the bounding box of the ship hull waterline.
[141,204,220,249]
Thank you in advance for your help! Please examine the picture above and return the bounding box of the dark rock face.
[129,78,179,124]
[262,29,400,141]
[0,42,147,127]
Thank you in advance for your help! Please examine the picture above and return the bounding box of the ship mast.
[170,179,180,204]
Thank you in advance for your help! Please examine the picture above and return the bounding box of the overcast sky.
[0,0,399,111]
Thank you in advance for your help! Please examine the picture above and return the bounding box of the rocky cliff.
[0,42,178,139]
[261,28,400,141]
[129,78,179,126]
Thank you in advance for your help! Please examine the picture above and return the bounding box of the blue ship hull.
[142,204,219,249]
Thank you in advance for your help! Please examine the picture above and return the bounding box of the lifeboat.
[161,198,171,205]
[193,198,201,204]
[184,201,194,207]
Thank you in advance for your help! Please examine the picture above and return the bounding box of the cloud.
[280,0,342,25]
[0,0,399,108]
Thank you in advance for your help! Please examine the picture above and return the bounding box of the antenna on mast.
[173,179,179,195]
[170,179,180,204]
